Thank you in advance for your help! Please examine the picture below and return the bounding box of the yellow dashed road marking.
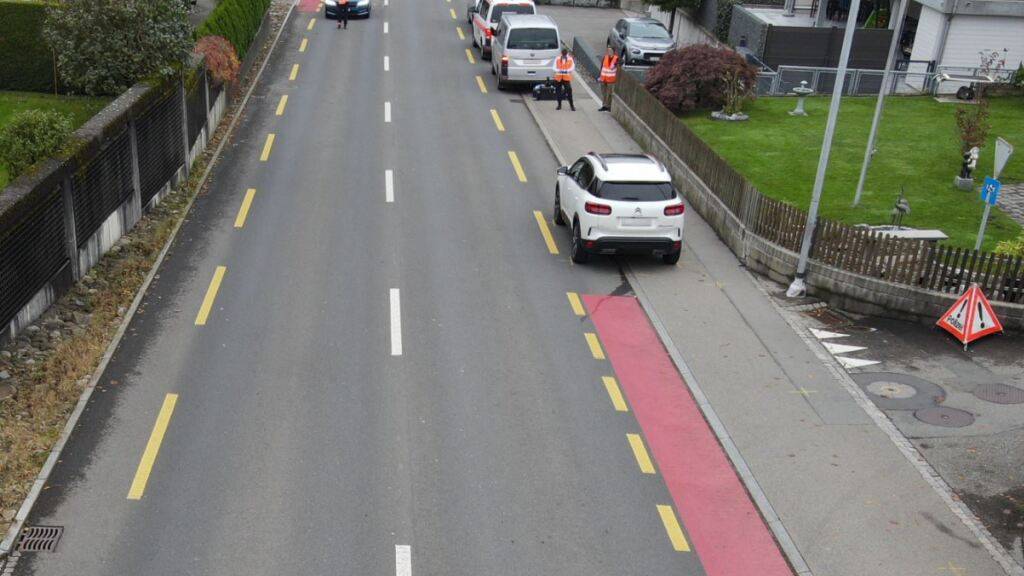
[532,211,559,255]
[490,109,505,132]
[476,75,488,93]
[195,266,227,326]
[276,94,288,116]
[465,48,476,64]
[602,376,628,412]
[657,505,691,552]
[627,433,656,474]
[585,332,605,360]
[567,292,585,316]
[260,133,276,162]
[234,188,257,228]
[507,151,527,182]
[127,394,179,500]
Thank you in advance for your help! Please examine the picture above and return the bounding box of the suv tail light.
[501,55,509,76]
[585,202,612,215]
[664,203,685,216]
[485,28,493,39]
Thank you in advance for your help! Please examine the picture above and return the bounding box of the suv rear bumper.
[582,237,681,255]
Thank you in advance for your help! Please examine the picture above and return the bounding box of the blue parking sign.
[981,177,1001,206]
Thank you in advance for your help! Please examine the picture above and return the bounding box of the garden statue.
[960,146,980,179]
[890,187,910,229]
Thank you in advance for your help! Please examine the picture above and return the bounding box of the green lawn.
[681,95,1024,250]
[0,91,110,188]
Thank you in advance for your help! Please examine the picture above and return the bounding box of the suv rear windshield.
[491,4,534,22]
[507,28,558,50]
[596,182,676,202]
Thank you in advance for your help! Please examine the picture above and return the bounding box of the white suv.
[553,153,684,265]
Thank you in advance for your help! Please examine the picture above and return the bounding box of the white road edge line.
[385,101,392,123]
[385,169,394,203]
[390,289,402,356]
[384,21,389,34]
[396,544,411,576]
[0,0,301,562]
[384,55,390,71]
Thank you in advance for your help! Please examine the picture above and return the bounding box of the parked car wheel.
[571,220,589,264]
[553,189,566,226]
[661,250,680,265]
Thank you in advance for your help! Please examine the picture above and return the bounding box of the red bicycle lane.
[584,294,792,576]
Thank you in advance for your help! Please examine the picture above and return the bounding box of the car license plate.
[620,217,654,227]
[649,55,661,62]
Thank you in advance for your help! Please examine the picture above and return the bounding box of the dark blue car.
[325,0,371,19]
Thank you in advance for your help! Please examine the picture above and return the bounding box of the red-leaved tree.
[644,44,758,114]
[195,35,240,85]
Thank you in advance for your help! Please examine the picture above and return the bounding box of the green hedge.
[196,0,273,59]
[0,1,56,92]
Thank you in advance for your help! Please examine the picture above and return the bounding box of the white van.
[490,14,561,90]
[470,0,536,60]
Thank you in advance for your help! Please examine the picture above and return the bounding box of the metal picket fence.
[0,62,225,338]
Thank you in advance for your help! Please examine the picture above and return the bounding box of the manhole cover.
[914,406,975,428]
[867,381,917,399]
[972,383,1024,405]
[16,526,63,552]
[851,372,945,411]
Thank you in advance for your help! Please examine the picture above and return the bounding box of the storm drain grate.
[16,526,63,552]
[972,383,1024,405]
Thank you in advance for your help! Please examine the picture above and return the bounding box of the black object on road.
[533,80,557,101]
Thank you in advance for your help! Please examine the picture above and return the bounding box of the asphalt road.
[12,1,742,575]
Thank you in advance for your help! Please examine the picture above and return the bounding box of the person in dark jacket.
[337,0,349,29]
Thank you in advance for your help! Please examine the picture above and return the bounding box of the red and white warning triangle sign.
[936,284,1003,349]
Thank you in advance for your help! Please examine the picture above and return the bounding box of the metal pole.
[853,0,909,206]
[976,147,1011,250]
[975,203,991,251]
[787,0,865,297]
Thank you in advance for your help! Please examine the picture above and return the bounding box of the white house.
[908,0,1024,93]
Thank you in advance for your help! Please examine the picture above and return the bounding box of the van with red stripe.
[470,0,536,60]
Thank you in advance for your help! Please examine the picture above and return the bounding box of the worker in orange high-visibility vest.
[552,47,576,111]
[598,45,619,112]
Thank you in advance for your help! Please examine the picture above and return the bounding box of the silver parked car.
[606,17,676,66]
[491,14,561,90]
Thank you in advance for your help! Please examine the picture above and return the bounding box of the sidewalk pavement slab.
[521,9,1017,574]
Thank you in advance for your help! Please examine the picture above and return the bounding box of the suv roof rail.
[587,151,608,171]
[644,153,668,174]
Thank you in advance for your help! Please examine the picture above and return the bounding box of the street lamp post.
[853,0,910,206]
[786,0,865,298]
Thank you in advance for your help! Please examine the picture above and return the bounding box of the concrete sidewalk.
[522,51,1019,576]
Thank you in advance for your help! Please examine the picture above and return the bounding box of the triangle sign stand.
[936,283,1004,350]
